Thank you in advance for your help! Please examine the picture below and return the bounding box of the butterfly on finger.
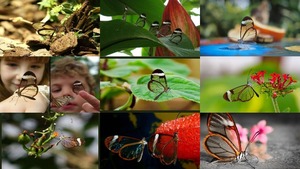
[203,113,261,167]
[147,69,170,100]
[104,135,147,162]
[72,80,85,94]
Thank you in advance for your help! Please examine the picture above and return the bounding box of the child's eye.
[31,65,41,69]
[6,62,18,67]
[51,88,61,93]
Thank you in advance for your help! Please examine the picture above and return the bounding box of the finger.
[78,91,100,110]
[81,102,99,113]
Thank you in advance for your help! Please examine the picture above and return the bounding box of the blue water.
[200,43,272,56]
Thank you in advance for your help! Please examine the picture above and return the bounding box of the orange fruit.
[253,17,286,42]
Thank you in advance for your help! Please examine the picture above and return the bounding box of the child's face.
[0,59,45,94]
[51,75,90,113]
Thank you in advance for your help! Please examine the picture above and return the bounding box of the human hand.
[78,90,100,113]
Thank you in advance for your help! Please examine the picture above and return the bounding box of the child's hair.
[51,57,96,93]
[0,56,50,101]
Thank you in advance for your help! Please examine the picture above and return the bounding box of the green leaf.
[100,65,141,78]
[158,34,199,56]
[101,20,162,56]
[100,81,117,89]
[100,0,164,24]
[131,74,200,103]
[101,20,199,56]
[128,59,191,77]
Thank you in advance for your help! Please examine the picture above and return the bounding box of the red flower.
[272,92,277,98]
[155,0,200,56]
[269,73,297,90]
[251,70,266,85]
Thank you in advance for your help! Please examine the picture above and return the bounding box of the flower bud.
[18,131,31,144]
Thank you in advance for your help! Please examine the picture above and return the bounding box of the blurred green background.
[200,57,300,112]
[200,0,300,39]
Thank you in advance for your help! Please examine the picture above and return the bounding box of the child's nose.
[61,87,75,97]
[16,70,28,81]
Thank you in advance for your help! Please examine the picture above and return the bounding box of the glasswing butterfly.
[148,21,160,56]
[32,22,58,39]
[14,71,39,102]
[169,28,183,45]
[203,113,261,167]
[51,94,74,108]
[223,74,259,102]
[72,80,85,94]
[148,132,178,165]
[105,135,147,162]
[158,20,172,37]
[148,113,181,165]
[135,13,147,27]
[238,16,257,43]
[57,135,85,148]
[147,69,170,100]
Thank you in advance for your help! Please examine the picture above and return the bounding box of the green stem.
[271,97,280,113]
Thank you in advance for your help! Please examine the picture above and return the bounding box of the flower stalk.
[251,70,298,112]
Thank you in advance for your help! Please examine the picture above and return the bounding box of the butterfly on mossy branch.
[147,69,170,100]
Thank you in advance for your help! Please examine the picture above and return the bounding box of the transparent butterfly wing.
[224,84,258,102]
[148,133,178,165]
[18,84,39,100]
[240,16,257,42]
[207,113,241,152]
[135,14,146,27]
[148,69,168,92]
[16,71,38,100]
[160,133,178,165]
[158,21,172,36]
[104,136,141,153]
[61,137,84,148]
[52,95,74,107]
[72,80,85,94]
[118,139,147,162]
[203,133,240,161]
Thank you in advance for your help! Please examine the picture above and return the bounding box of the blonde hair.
[0,57,50,101]
[51,57,95,93]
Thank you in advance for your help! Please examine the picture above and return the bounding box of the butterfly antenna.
[244,130,261,151]
[246,69,253,84]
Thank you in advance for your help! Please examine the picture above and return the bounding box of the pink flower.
[250,120,273,144]
[236,123,249,143]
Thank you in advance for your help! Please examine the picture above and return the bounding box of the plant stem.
[271,97,280,113]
